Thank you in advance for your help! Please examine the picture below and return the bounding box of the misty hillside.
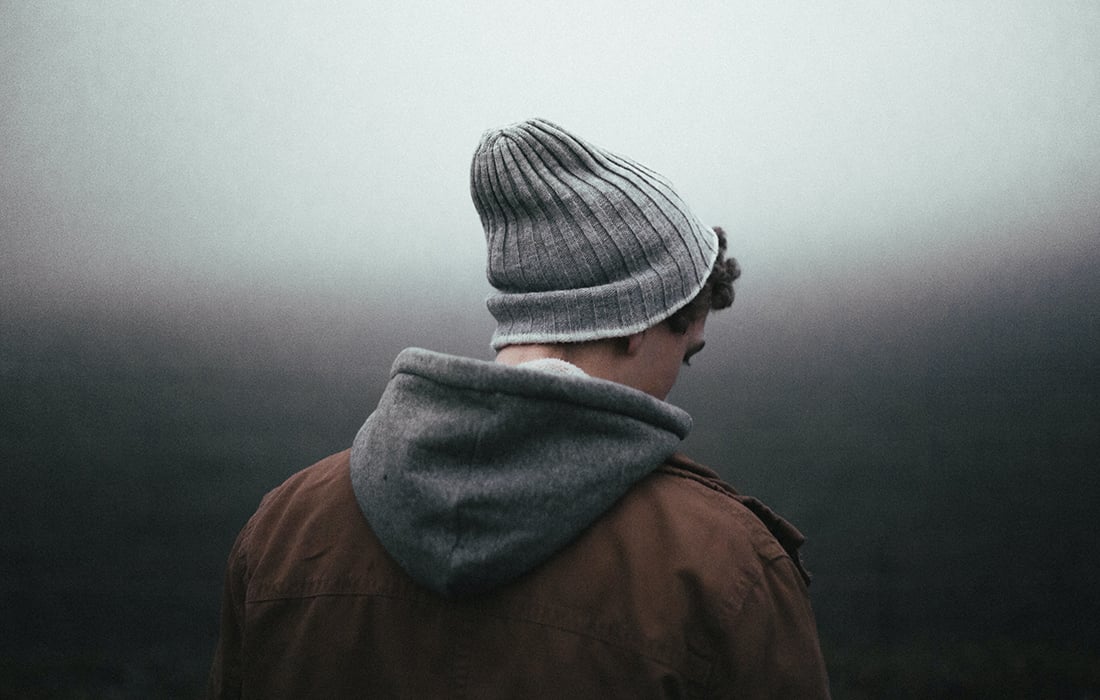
[1,240,1098,697]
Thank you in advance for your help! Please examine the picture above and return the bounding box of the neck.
[494,344,568,366]
[495,340,634,389]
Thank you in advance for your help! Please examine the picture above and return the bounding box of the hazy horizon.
[3,1,1099,323]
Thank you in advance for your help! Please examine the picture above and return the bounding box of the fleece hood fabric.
[349,347,692,598]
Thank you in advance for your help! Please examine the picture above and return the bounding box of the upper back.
[227,450,824,698]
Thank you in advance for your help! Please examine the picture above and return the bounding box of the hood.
[350,348,691,598]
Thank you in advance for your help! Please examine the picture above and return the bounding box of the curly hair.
[665,226,741,334]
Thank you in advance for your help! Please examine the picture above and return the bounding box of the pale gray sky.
[3,0,1098,317]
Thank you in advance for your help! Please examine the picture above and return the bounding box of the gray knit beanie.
[470,118,720,350]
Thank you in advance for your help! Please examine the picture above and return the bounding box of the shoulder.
[520,452,817,672]
[256,449,351,508]
[635,458,830,695]
[611,452,812,588]
[236,450,364,563]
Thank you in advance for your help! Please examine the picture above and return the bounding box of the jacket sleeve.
[716,555,832,698]
[205,526,251,700]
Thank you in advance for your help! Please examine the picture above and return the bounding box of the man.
[207,118,830,697]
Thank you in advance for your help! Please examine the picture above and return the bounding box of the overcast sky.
[3,1,1098,319]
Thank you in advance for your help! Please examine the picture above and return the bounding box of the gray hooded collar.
[350,347,692,598]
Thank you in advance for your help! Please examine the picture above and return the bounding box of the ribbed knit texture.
[470,118,720,350]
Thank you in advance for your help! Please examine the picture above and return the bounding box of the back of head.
[470,118,720,350]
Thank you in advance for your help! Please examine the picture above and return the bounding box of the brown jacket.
[207,449,830,698]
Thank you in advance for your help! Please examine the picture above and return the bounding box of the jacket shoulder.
[557,451,814,625]
[241,450,353,538]
[653,453,812,585]
[628,455,829,696]
[235,450,387,598]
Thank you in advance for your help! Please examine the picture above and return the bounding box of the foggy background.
[2,1,1098,696]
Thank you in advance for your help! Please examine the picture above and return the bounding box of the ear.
[624,330,646,357]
